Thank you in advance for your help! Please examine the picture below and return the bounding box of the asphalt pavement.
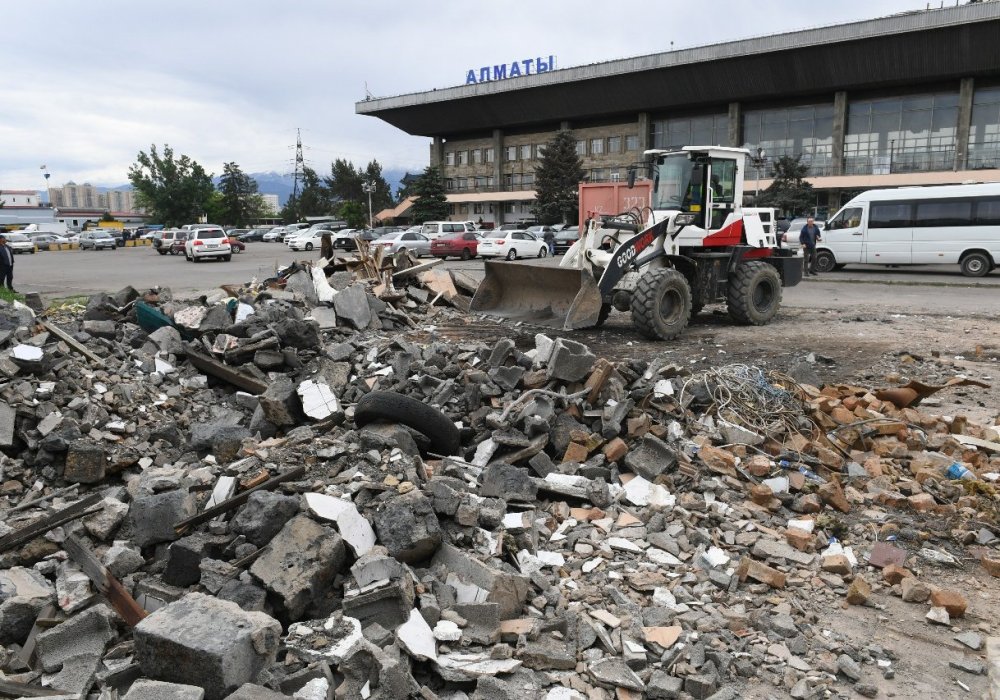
[13,243,1000,318]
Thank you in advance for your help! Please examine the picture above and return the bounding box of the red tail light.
[193,240,204,246]
[222,238,230,244]
[496,240,505,245]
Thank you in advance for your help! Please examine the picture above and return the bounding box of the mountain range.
[98,169,411,208]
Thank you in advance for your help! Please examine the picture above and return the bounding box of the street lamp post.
[362,181,375,228]
[749,148,767,199]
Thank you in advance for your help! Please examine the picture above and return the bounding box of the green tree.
[128,144,215,226]
[410,166,449,223]
[218,162,266,226]
[296,167,332,217]
[533,130,586,225]
[280,196,299,225]
[756,155,815,216]
[326,158,364,204]
[100,211,116,222]
[338,201,367,229]
[202,191,226,225]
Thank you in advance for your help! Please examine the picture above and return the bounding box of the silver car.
[373,231,432,257]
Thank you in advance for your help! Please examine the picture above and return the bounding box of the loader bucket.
[470,261,603,330]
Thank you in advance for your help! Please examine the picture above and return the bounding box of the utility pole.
[291,128,304,220]
[362,181,375,228]
[749,147,768,200]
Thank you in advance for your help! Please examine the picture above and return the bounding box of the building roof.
[357,3,1000,137]
[0,190,39,195]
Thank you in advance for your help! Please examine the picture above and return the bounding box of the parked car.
[167,230,190,255]
[226,228,251,239]
[780,218,825,248]
[5,233,36,254]
[79,230,117,251]
[230,238,246,253]
[369,226,404,238]
[288,229,330,252]
[239,229,269,242]
[420,221,476,240]
[184,227,231,262]
[155,229,182,254]
[332,228,359,250]
[553,227,580,255]
[373,231,432,257]
[430,231,481,260]
[27,233,69,247]
[526,225,557,238]
[478,230,547,260]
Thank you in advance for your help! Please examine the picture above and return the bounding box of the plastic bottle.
[946,462,976,480]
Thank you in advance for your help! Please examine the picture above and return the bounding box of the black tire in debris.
[727,260,782,326]
[630,268,692,340]
[354,390,461,456]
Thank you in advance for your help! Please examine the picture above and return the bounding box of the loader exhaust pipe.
[470,261,604,331]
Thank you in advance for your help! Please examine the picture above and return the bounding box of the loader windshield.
[651,153,695,211]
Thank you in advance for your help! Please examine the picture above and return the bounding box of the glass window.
[576,140,587,156]
[969,87,1000,168]
[535,144,546,158]
[504,203,516,214]
[710,159,736,203]
[869,202,913,228]
[608,136,621,153]
[485,147,495,163]
[742,103,834,176]
[486,176,495,187]
[827,207,863,230]
[444,152,455,166]
[504,146,517,161]
[472,149,482,164]
[590,138,604,155]
[474,176,487,189]
[457,151,469,166]
[473,203,483,214]
[522,173,534,186]
[519,144,532,160]
[845,92,958,174]
[975,198,1000,225]
[654,114,729,150]
[915,200,972,226]
[445,179,455,190]
[625,135,639,151]
[456,177,468,190]
[591,168,609,182]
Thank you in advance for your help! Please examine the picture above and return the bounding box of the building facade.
[261,194,280,215]
[359,3,1000,224]
[0,190,41,207]
[48,182,143,214]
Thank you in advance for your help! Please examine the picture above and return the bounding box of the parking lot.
[9,242,1000,317]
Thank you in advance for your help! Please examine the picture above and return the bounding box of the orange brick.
[602,437,628,463]
[908,493,936,512]
[562,442,590,464]
[785,528,815,552]
[929,589,967,618]
[736,556,786,589]
[846,576,872,605]
[982,555,1000,578]
[818,481,851,513]
[882,564,912,585]
[750,484,774,506]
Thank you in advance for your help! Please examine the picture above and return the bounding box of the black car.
[239,229,268,242]
[553,227,579,254]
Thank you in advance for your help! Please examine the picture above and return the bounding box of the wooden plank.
[0,494,103,554]
[185,345,269,395]
[63,534,148,626]
[173,466,306,536]
[38,320,104,367]
[392,258,444,280]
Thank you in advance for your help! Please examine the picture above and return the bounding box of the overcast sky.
[1,0,930,189]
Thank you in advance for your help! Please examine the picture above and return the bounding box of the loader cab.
[644,147,745,232]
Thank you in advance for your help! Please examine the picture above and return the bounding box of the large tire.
[630,268,692,340]
[961,252,991,277]
[727,260,782,326]
[305,243,313,251]
[814,249,837,273]
[460,248,471,261]
[537,246,548,258]
[506,249,517,261]
[354,391,461,456]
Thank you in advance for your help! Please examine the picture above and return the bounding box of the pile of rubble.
[0,271,997,700]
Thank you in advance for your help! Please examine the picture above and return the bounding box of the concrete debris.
[0,280,991,699]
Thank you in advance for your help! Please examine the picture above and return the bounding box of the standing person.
[799,217,822,276]
[0,235,15,291]
[543,228,555,256]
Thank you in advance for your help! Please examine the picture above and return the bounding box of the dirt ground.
[415,304,1000,698]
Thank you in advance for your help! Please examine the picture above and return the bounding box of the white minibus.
[818,183,1000,277]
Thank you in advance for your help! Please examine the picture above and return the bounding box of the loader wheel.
[630,268,692,340]
[355,390,461,456]
[727,260,782,326]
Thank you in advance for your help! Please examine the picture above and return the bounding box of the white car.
[478,230,548,260]
[288,229,331,252]
[184,227,231,262]
[4,233,37,254]
[263,227,287,242]
[333,228,359,250]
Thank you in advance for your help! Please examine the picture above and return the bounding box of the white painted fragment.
[304,492,376,557]
[297,379,340,420]
[397,608,437,661]
[11,344,43,361]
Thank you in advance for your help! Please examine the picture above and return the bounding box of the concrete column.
[831,91,848,176]
[727,102,742,147]
[492,129,503,191]
[559,120,571,132]
[431,137,444,168]
[955,77,975,171]
[637,112,650,151]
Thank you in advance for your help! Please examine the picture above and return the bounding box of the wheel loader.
[470,146,803,340]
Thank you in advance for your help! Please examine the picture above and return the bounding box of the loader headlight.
[674,213,697,226]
